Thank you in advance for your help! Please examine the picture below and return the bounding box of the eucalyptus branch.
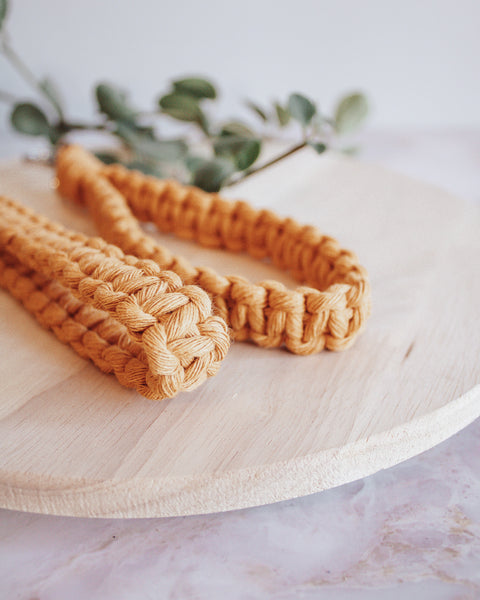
[225,142,307,187]
[0,33,64,119]
[1,35,36,89]
[1,0,369,192]
[64,121,108,132]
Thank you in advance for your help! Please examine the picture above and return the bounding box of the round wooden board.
[0,152,479,518]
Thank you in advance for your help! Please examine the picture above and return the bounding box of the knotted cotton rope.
[56,145,371,355]
[0,144,371,400]
[0,195,229,400]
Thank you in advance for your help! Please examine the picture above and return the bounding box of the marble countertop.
[0,129,479,599]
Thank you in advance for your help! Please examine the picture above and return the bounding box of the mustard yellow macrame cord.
[0,195,230,400]
[56,145,371,356]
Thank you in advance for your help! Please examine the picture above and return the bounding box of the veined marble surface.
[0,130,479,600]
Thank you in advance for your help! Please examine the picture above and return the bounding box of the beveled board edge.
[1,385,478,518]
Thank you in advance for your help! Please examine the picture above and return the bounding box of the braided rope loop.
[56,145,371,355]
[0,196,230,400]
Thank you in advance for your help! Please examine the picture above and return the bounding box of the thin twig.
[65,121,108,132]
[225,141,307,187]
[0,34,63,118]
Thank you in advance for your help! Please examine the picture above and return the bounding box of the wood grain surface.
[0,150,479,518]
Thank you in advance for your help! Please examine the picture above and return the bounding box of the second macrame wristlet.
[0,196,229,400]
[56,145,371,354]
[0,145,371,400]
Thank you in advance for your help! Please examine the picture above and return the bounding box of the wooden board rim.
[1,384,478,518]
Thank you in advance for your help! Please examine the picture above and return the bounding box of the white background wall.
[1,0,480,136]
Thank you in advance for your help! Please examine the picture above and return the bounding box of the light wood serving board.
[0,151,479,518]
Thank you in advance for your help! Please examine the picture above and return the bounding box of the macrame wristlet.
[0,196,229,400]
[56,145,371,355]
[0,145,371,400]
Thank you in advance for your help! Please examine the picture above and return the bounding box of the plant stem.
[225,141,307,187]
[64,121,108,132]
[0,34,62,118]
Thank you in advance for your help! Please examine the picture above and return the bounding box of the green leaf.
[172,77,217,99]
[214,135,261,171]
[94,152,166,176]
[246,101,268,122]
[234,139,261,170]
[191,158,235,192]
[334,93,369,134]
[115,122,187,162]
[95,151,121,165]
[0,0,8,30]
[10,102,50,137]
[219,121,255,138]
[47,125,63,144]
[159,93,205,123]
[308,141,327,154]
[134,125,156,139]
[39,77,64,119]
[198,112,211,135]
[274,102,290,127]
[113,121,136,143]
[125,160,165,178]
[185,155,207,173]
[95,82,137,123]
[287,93,316,127]
[136,138,187,162]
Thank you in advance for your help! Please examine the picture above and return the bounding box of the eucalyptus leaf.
[96,82,137,123]
[334,93,369,134]
[185,155,207,173]
[159,93,205,123]
[116,122,187,162]
[39,77,64,119]
[0,0,8,30]
[220,121,255,138]
[275,102,290,127]
[126,159,165,177]
[140,138,187,162]
[48,125,63,144]
[10,102,50,136]
[213,136,247,157]
[198,112,210,135]
[114,121,142,148]
[172,77,216,99]
[191,158,235,192]
[214,135,261,171]
[135,125,156,139]
[308,141,327,154]
[288,93,316,127]
[246,101,268,122]
[95,151,121,165]
[234,139,261,170]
